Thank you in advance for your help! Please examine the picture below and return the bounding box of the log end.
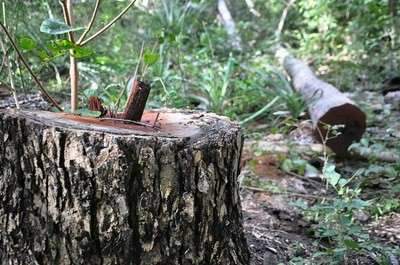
[314,103,366,155]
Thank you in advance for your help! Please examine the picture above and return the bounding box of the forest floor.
[240,89,400,264]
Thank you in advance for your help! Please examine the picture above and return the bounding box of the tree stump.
[0,109,250,265]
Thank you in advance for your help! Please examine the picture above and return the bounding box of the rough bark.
[0,109,250,265]
[276,47,366,155]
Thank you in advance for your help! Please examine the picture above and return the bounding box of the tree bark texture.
[0,109,250,265]
[276,47,366,155]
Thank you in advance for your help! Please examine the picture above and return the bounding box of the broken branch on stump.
[123,79,151,121]
[276,47,366,155]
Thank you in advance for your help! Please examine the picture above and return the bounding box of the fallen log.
[0,109,250,265]
[276,47,366,155]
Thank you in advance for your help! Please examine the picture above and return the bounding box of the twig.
[59,0,75,42]
[16,59,26,92]
[98,117,158,129]
[115,41,144,111]
[60,0,79,112]
[285,171,324,191]
[0,37,19,109]
[217,0,242,50]
[275,0,296,41]
[244,0,260,17]
[77,0,101,44]
[242,185,333,200]
[153,112,160,128]
[0,21,63,111]
[0,44,7,73]
[80,0,137,46]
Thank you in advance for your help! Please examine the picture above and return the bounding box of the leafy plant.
[291,125,397,264]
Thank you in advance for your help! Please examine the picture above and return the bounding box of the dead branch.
[0,21,62,111]
[79,0,137,46]
[77,0,101,44]
[217,0,242,51]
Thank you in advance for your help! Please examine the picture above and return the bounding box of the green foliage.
[2,1,400,264]
[292,163,393,264]
[18,36,37,51]
[281,157,318,176]
[143,51,159,66]
[370,198,400,216]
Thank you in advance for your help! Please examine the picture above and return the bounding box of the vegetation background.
[1,0,399,264]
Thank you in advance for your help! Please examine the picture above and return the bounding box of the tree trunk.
[0,109,250,265]
[276,47,366,155]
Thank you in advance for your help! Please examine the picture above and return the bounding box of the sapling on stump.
[276,47,367,155]
[0,109,250,265]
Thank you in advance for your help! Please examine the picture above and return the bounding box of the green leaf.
[19,37,37,51]
[40,18,83,35]
[281,159,293,172]
[343,239,360,250]
[38,50,51,62]
[324,164,341,187]
[73,46,94,59]
[53,39,75,49]
[46,39,74,57]
[143,52,159,66]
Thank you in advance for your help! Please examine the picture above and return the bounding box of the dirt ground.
[240,89,400,265]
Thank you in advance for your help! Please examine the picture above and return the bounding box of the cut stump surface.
[0,109,250,265]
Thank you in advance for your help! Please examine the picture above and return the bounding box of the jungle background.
[0,0,399,264]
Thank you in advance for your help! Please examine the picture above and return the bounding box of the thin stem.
[0,45,7,73]
[0,21,63,111]
[77,0,101,44]
[16,59,26,92]
[275,0,295,41]
[2,2,6,26]
[153,112,160,127]
[59,0,75,42]
[80,0,137,46]
[115,41,144,111]
[0,37,19,109]
[141,42,158,78]
[60,0,79,112]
